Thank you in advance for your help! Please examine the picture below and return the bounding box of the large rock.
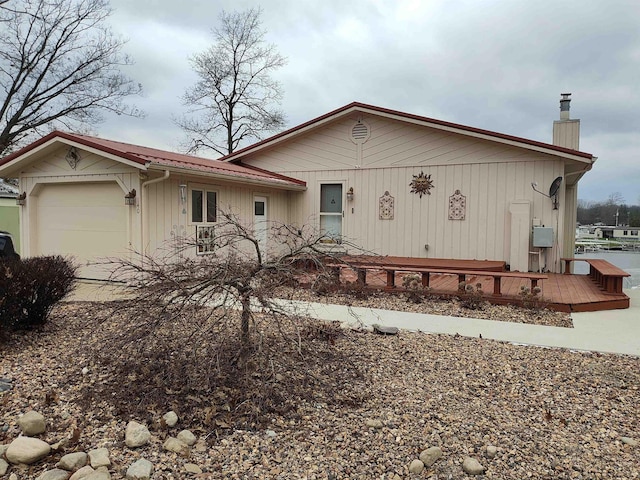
[82,472,111,480]
[162,411,178,428]
[69,465,95,480]
[163,437,188,455]
[126,458,153,480]
[0,458,8,475]
[6,436,51,464]
[408,459,424,474]
[177,430,197,446]
[462,457,485,475]
[87,448,110,468]
[18,411,46,436]
[57,452,88,471]
[419,446,443,466]
[125,421,151,448]
[37,468,71,480]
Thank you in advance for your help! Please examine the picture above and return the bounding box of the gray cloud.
[98,0,639,203]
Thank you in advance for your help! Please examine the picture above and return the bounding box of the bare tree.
[0,0,143,155]
[111,210,361,347]
[176,7,286,156]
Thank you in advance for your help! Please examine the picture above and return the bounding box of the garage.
[35,182,128,279]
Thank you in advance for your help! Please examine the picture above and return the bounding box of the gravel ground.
[1,300,638,480]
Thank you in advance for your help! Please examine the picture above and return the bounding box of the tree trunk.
[240,291,251,344]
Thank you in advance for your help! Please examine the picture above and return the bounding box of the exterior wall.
[0,198,20,254]
[144,175,294,259]
[242,114,569,272]
[18,145,141,261]
[613,228,640,240]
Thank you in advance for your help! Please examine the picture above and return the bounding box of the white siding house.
[222,101,594,273]
[0,132,305,279]
[0,98,595,277]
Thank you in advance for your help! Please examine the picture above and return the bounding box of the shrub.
[458,282,486,310]
[519,285,545,310]
[0,255,76,335]
[402,273,430,303]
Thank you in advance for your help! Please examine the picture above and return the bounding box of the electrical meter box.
[532,226,554,248]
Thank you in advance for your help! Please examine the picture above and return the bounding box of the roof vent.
[350,119,370,144]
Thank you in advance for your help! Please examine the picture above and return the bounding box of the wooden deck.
[323,258,629,313]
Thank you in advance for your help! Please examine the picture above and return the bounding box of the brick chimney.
[553,93,580,150]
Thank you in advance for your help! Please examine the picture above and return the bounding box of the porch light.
[16,192,26,206]
[125,189,136,206]
[346,187,354,201]
[179,184,187,205]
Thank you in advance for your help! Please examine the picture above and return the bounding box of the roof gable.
[221,102,594,164]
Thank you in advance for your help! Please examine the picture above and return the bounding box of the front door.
[254,196,267,258]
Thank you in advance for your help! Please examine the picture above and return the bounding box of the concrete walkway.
[66,281,640,357]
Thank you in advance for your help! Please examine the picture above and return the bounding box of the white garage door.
[36,182,128,279]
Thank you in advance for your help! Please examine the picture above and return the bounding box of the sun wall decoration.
[409,171,434,198]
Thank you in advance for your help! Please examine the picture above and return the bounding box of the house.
[0,132,305,278]
[0,95,595,279]
[0,178,20,253]
[222,96,594,273]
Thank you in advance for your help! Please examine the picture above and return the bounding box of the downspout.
[140,170,170,253]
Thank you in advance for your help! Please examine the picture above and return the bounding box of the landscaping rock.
[5,436,51,464]
[365,419,383,429]
[163,437,188,455]
[0,443,9,456]
[17,411,46,436]
[37,468,71,480]
[82,472,111,480]
[408,459,424,474]
[486,445,498,458]
[621,437,638,447]
[419,446,443,466]
[162,411,178,428]
[462,457,485,475]
[69,465,95,480]
[184,463,202,474]
[372,324,399,335]
[125,421,151,448]
[126,458,153,480]
[177,429,197,446]
[57,452,88,471]
[0,458,8,475]
[0,377,12,393]
[87,448,110,468]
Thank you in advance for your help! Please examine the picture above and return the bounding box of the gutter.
[148,164,307,191]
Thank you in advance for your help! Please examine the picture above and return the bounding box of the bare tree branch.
[175,7,286,156]
[0,0,143,154]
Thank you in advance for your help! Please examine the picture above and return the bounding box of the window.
[191,188,217,223]
[319,183,342,242]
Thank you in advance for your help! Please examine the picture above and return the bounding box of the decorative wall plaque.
[379,191,394,220]
[448,189,466,220]
[65,147,81,170]
[409,171,434,198]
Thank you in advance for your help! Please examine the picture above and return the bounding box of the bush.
[458,281,486,310]
[402,273,430,303]
[0,255,76,335]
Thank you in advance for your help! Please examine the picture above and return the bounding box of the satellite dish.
[549,176,563,197]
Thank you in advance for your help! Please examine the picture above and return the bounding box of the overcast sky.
[102,0,640,205]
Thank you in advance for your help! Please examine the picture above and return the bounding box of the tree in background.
[177,7,286,156]
[578,193,640,227]
[0,0,142,155]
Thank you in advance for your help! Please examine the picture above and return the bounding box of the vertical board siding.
[280,156,566,269]
[145,176,294,259]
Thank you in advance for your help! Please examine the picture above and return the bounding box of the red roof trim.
[237,162,307,186]
[221,101,594,162]
[0,130,306,187]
